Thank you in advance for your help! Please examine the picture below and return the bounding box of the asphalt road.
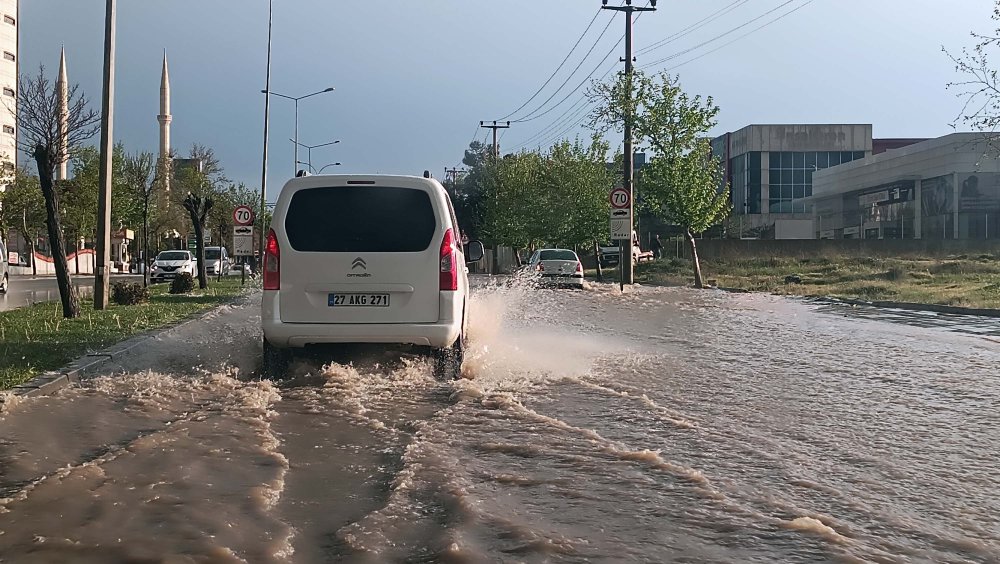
[0,274,143,312]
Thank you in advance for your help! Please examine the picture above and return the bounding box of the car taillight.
[440,228,458,291]
[575,262,583,273]
[536,263,544,272]
[263,228,280,290]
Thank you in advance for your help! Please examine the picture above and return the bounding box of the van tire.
[433,335,464,380]
[262,339,291,380]
[0,273,7,294]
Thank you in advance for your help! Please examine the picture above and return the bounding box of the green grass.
[0,278,253,390]
[628,255,1000,310]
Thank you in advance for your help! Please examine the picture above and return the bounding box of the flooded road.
[0,280,998,563]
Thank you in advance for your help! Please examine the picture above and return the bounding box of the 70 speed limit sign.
[610,188,631,209]
[233,205,255,226]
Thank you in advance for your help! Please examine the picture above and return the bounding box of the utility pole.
[258,0,273,271]
[444,167,465,186]
[479,121,510,158]
[602,0,655,288]
[94,0,117,309]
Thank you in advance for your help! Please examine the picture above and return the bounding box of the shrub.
[111,282,150,305]
[169,272,196,294]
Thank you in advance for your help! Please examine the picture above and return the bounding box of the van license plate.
[328,293,390,307]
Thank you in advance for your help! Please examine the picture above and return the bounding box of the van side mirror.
[465,240,485,262]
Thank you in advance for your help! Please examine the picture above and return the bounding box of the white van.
[261,174,484,379]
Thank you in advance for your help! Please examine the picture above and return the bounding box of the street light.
[296,161,342,174]
[262,87,335,174]
[289,138,340,174]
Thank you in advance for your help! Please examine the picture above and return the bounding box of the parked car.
[261,174,485,380]
[204,246,230,275]
[150,250,196,282]
[230,261,254,276]
[0,238,8,294]
[527,248,585,289]
[598,241,654,267]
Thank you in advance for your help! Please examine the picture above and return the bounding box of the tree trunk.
[686,229,704,289]
[34,148,80,318]
[193,222,207,289]
[143,213,149,287]
[593,240,604,282]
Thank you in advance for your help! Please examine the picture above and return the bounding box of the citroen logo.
[351,257,367,270]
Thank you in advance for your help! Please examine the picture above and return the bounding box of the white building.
[0,0,15,169]
[810,133,1000,240]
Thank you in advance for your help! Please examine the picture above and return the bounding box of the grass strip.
[621,254,1000,310]
[0,278,253,390]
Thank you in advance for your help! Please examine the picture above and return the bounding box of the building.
[0,0,16,169]
[711,124,875,237]
[810,133,1000,240]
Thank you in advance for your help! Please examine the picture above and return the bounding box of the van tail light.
[576,262,583,274]
[263,228,280,290]
[440,228,458,291]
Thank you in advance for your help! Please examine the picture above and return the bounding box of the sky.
[18,0,994,203]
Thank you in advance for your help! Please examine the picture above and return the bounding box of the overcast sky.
[18,1,992,202]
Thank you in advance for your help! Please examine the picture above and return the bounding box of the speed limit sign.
[233,205,255,226]
[610,188,630,209]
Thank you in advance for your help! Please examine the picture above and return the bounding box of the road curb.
[6,291,255,399]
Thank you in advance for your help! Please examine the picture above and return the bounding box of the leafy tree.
[0,167,45,274]
[122,151,156,286]
[590,70,730,288]
[15,65,100,318]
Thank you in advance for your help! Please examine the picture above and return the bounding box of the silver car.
[527,249,585,289]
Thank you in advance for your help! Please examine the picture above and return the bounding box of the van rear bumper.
[262,320,460,348]
[262,290,462,349]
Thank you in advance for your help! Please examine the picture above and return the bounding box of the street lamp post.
[296,161,341,174]
[290,139,339,174]
[262,87,335,174]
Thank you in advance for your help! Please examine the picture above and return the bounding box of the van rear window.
[285,186,436,252]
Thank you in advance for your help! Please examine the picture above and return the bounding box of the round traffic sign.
[233,205,255,226]
[610,188,630,209]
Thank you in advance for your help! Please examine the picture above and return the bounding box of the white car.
[150,250,196,282]
[261,174,484,380]
[204,246,230,276]
[527,249,585,289]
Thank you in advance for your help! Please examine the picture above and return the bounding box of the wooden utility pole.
[94,0,117,309]
[479,121,510,158]
[602,0,655,288]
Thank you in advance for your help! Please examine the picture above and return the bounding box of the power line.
[649,0,816,72]
[499,8,604,121]
[636,0,749,56]
[506,2,653,149]
[510,96,593,151]
[640,0,802,69]
[511,8,619,123]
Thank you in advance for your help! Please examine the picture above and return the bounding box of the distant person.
[651,234,663,259]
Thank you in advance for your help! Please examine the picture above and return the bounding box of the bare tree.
[182,192,213,289]
[13,65,100,318]
[946,2,1000,152]
[123,152,156,287]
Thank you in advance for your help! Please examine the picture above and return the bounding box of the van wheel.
[262,339,291,380]
[433,336,464,380]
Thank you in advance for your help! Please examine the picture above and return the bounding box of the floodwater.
[0,279,998,563]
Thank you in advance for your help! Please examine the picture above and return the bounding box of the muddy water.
[0,281,998,563]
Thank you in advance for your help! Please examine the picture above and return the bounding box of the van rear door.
[277,182,442,324]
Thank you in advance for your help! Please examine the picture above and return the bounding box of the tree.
[122,151,156,286]
[946,1,1000,149]
[590,70,730,288]
[182,192,213,289]
[0,167,45,274]
[14,65,100,318]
